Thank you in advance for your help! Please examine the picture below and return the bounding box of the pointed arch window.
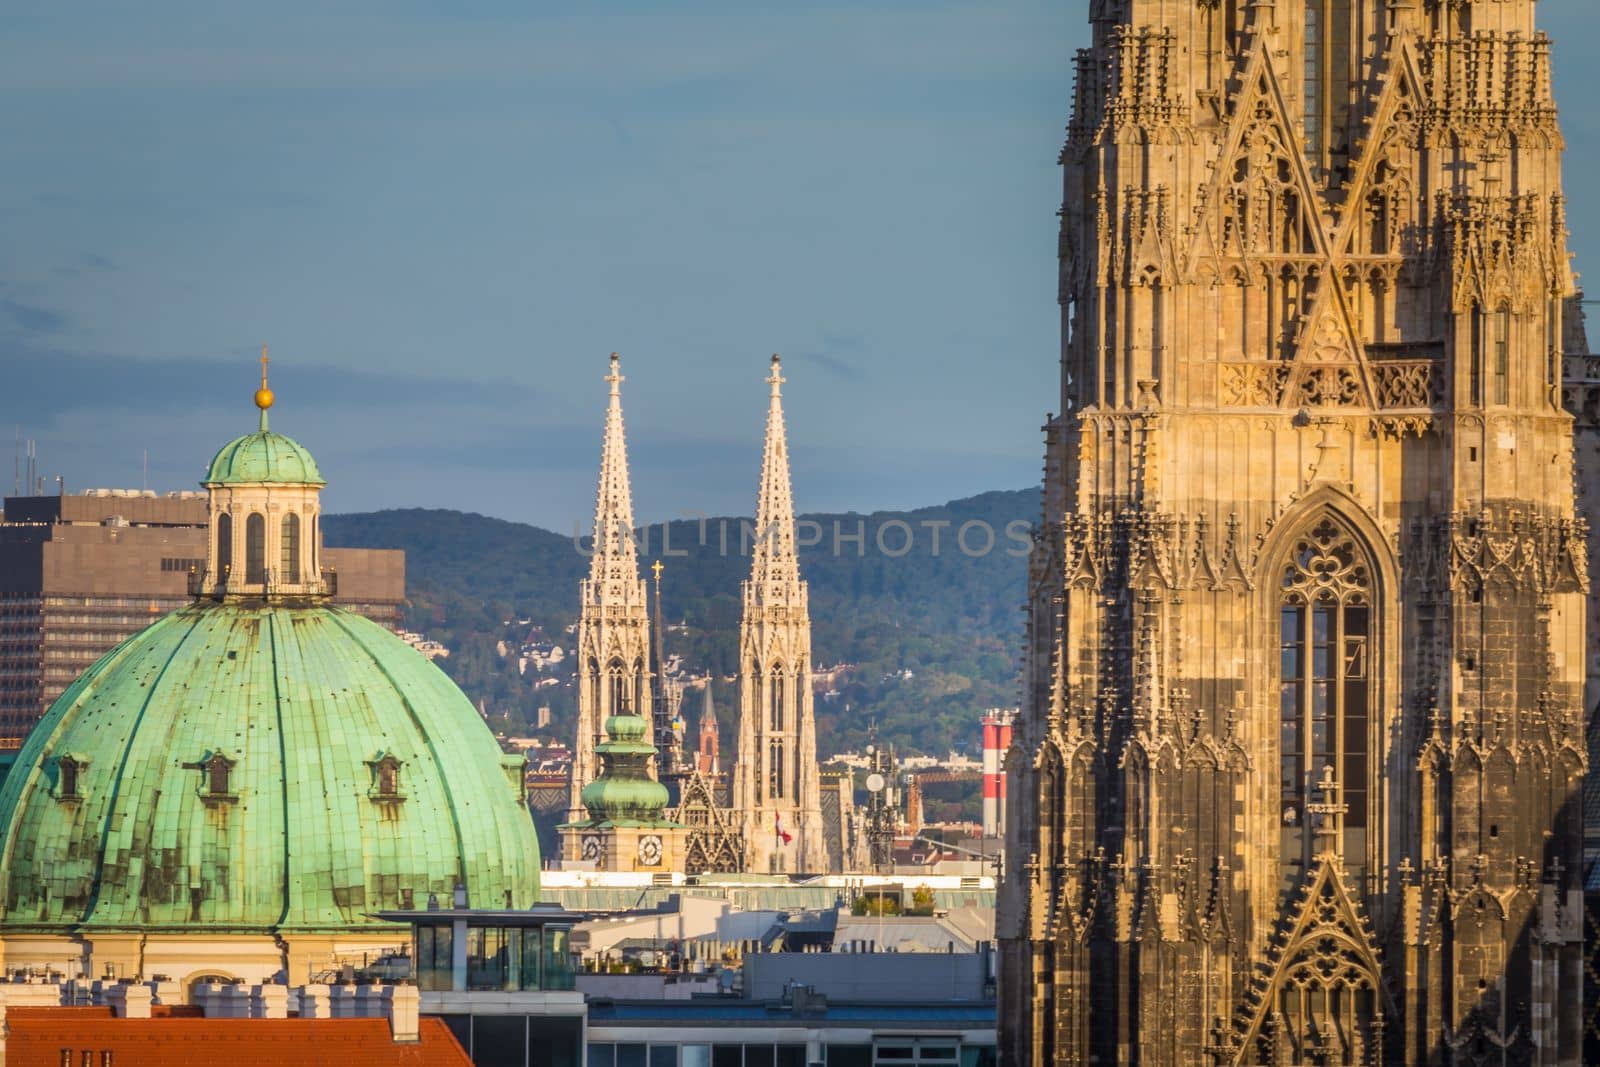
[1279,518,1372,890]
[215,512,233,578]
[768,741,785,800]
[245,513,266,585]
[280,513,300,582]
[607,659,626,718]
[770,667,786,733]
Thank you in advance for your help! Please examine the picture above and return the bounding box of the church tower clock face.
[581,833,602,862]
[638,834,663,866]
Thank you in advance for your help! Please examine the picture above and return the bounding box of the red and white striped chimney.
[981,708,1016,839]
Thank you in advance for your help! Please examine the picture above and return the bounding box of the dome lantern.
[199,350,329,600]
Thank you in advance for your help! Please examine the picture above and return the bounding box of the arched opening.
[1278,516,1373,892]
[215,511,233,578]
[280,512,300,582]
[186,973,238,1001]
[245,513,266,585]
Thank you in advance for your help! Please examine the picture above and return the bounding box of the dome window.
[183,751,237,803]
[367,753,406,802]
[245,514,266,585]
[281,513,301,581]
[215,512,233,578]
[53,754,85,801]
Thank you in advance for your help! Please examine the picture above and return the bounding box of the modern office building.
[0,489,404,747]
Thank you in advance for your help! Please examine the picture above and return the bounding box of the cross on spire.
[606,351,624,396]
[255,343,275,431]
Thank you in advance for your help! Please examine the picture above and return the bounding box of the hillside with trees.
[324,487,1036,758]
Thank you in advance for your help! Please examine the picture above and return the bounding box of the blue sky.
[3,3,1597,530]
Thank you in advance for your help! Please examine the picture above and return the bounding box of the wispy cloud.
[0,297,68,336]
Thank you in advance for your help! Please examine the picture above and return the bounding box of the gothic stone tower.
[569,354,653,830]
[998,2,1589,1064]
[734,356,826,873]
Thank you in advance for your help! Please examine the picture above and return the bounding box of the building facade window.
[1279,517,1371,890]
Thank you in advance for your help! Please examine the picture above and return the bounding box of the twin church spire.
[569,353,822,872]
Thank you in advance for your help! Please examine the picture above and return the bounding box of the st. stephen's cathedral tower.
[998,1,1590,1064]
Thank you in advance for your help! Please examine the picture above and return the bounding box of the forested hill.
[323,487,1037,758]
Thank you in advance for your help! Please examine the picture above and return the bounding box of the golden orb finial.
[254,344,275,411]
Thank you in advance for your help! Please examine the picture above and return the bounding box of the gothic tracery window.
[1303,0,1352,177]
[607,659,626,718]
[1493,305,1511,406]
[770,667,786,732]
[768,741,785,800]
[1279,518,1372,889]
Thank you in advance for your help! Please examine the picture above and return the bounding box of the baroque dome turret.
[0,366,541,935]
[578,713,670,824]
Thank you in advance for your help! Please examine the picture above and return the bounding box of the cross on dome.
[254,344,275,429]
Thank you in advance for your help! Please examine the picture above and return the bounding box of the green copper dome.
[0,601,540,934]
[205,426,325,486]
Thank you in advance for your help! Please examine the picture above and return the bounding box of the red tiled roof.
[6,1008,472,1067]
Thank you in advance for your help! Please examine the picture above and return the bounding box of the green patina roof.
[204,415,325,486]
[0,601,540,934]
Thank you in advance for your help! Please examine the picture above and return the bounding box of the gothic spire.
[589,353,641,591]
[750,354,799,587]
